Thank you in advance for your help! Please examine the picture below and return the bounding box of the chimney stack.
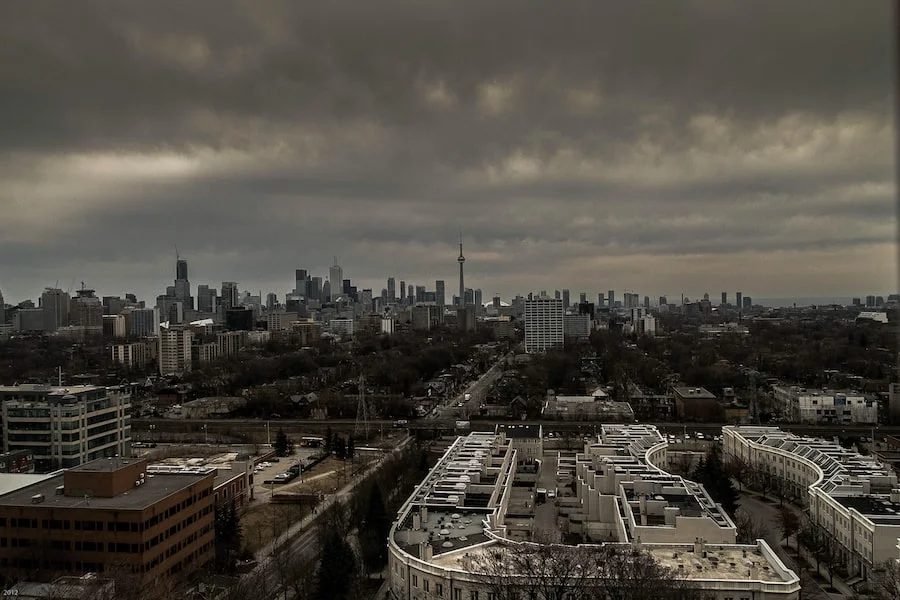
[693,537,702,555]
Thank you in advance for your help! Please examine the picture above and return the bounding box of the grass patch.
[240,502,309,556]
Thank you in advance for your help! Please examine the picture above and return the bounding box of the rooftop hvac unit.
[31,494,45,504]
[55,486,65,495]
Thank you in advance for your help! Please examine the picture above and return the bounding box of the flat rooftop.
[0,472,211,511]
[70,458,144,473]
[496,424,541,439]
[835,496,900,520]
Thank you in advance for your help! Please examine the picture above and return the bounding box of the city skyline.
[0,2,895,305]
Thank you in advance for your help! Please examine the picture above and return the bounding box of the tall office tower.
[102,296,125,315]
[743,296,752,310]
[266,292,278,311]
[359,289,373,311]
[41,288,70,333]
[607,290,615,308]
[399,281,406,303]
[659,296,668,306]
[643,295,650,309]
[310,276,323,301]
[435,280,446,307]
[580,292,587,304]
[562,289,570,309]
[474,289,483,314]
[703,292,710,301]
[295,269,309,296]
[597,293,605,308]
[159,327,193,375]
[176,258,188,281]
[322,280,332,302]
[174,258,193,310]
[465,288,474,306]
[329,258,343,301]
[554,290,561,300]
[457,234,466,307]
[70,288,103,329]
[197,285,211,312]
[415,285,426,303]
[221,282,239,311]
[721,292,727,306]
[736,292,743,310]
[387,277,396,301]
[524,295,564,353]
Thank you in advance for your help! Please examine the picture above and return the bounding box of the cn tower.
[457,231,466,307]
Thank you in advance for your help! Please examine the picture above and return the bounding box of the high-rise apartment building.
[607,290,615,308]
[0,384,131,471]
[41,288,70,333]
[524,295,564,353]
[158,327,193,375]
[196,285,216,313]
[435,280,445,307]
[562,289,570,309]
[266,292,278,311]
[111,342,153,370]
[124,307,160,337]
[309,276,323,302]
[743,296,752,310]
[294,269,309,297]
[399,281,406,304]
[474,289,483,314]
[736,292,743,310]
[721,291,727,306]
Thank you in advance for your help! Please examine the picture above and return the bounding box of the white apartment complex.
[772,385,876,424]
[724,426,900,583]
[388,426,800,600]
[524,296,564,353]
[158,327,193,375]
[0,385,131,471]
[111,342,153,370]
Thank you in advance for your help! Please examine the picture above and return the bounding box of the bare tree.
[871,559,900,600]
[733,508,770,544]
[462,541,710,600]
[726,455,751,492]
[776,506,800,551]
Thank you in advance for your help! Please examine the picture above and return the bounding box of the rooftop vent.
[31,494,45,504]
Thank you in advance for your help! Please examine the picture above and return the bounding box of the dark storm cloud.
[0,0,894,302]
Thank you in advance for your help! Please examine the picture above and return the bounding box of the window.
[412,574,418,588]
[436,583,444,597]
[470,592,479,600]
[453,590,462,600]
[424,580,430,592]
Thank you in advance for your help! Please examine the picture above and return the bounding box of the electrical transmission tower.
[354,373,369,439]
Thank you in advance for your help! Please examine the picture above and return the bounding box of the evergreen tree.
[359,484,390,574]
[274,429,289,457]
[693,446,740,515]
[333,435,346,460]
[316,531,359,600]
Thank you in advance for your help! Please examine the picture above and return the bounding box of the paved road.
[738,494,834,600]
[242,435,414,599]
[429,355,508,422]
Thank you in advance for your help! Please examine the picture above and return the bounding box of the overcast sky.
[0,0,896,305]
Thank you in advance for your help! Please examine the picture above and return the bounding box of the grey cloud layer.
[0,0,895,302]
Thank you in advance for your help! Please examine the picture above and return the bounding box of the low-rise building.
[0,450,35,474]
[542,389,635,421]
[772,385,876,424]
[0,385,131,472]
[388,427,800,600]
[495,424,542,464]
[724,426,900,584]
[674,387,723,422]
[0,457,215,582]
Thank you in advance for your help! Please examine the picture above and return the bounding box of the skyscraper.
[562,289,570,309]
[387,277,396,301]
[310,276,323,302]
[721,292,727,306]
[524,295,564,353]
[736,292,743,310]
[607,290,615,308]
[329,258,343,301]
[174,257,193,310]
[221,282,239,311]
[400,281,406,304]
[70,288,103,330]
[474,289,483,313]
[435,280,445,307]
[295,269,309,297]
[457,233,466,307]
[41,288,70,333]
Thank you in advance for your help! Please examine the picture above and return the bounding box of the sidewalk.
[739,488,856,598]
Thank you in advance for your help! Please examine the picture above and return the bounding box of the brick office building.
[0,457,215,583]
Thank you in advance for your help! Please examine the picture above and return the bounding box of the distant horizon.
[0,2,895,309]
